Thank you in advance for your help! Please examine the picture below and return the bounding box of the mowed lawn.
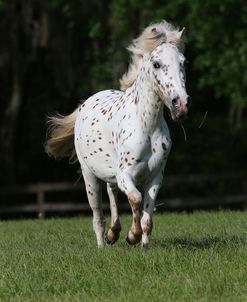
[1,212,247,302]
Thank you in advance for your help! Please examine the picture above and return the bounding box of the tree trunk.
[228,104,243,131]
[0,1,22,185]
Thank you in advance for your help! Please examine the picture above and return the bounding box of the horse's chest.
[130,136,170,184]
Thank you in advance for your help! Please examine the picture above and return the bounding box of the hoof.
[126,230,142,245]
[105,228,120,245]
[141,242,149,251]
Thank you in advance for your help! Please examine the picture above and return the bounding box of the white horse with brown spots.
[46,21,189,250]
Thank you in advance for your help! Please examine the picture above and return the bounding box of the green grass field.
[1,211,247,302]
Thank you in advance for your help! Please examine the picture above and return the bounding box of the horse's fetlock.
[126,229,142,245]
[142,219,153,235]
[106,223,121,245]
[112,219,121,233]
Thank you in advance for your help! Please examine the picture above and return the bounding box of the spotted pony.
[46,20,189,250]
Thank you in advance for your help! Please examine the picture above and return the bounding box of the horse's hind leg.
[82,167,105,247]
[105,183,121,244]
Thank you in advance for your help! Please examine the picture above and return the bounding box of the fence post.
[37,184,45,218]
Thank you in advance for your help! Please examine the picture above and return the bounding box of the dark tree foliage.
[0,0,246,185]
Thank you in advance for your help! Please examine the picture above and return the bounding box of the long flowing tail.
[45,108,79,162]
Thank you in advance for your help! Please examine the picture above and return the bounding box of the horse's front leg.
[117,171,142,245]
[141,173,163,250]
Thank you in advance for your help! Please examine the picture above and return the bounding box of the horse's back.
[80,89,123,111]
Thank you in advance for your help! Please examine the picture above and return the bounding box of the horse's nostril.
[172,97,179,106]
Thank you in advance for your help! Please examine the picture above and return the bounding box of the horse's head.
[120,21,190,122]
[150,30,189,122]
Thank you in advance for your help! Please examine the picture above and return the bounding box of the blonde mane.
[120,20,185,91]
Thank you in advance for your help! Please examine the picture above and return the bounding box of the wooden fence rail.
[0,172,247,217]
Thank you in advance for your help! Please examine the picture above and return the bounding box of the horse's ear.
[169,27,185,51]
[177,27,185,40]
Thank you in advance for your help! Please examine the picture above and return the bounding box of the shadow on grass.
[154,235,247,250]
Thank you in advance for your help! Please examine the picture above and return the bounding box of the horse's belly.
[82,144,118,180]
[76,139,118,180]
[75,119,118,182]
[84,156,117,183]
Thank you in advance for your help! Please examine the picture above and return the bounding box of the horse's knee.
[128,191,142,210]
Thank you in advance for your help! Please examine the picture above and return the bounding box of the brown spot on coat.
[162,143,167,150]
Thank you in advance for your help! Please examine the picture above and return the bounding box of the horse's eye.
[153,62,160,69]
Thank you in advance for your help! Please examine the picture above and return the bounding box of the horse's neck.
[129,66,164,134]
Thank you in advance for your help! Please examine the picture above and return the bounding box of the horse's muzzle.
[170,95,190,122]
[170,107,188,123]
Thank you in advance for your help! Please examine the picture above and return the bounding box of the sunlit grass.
[1,211,247,301]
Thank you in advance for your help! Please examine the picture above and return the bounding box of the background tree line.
[0,0,246,186]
